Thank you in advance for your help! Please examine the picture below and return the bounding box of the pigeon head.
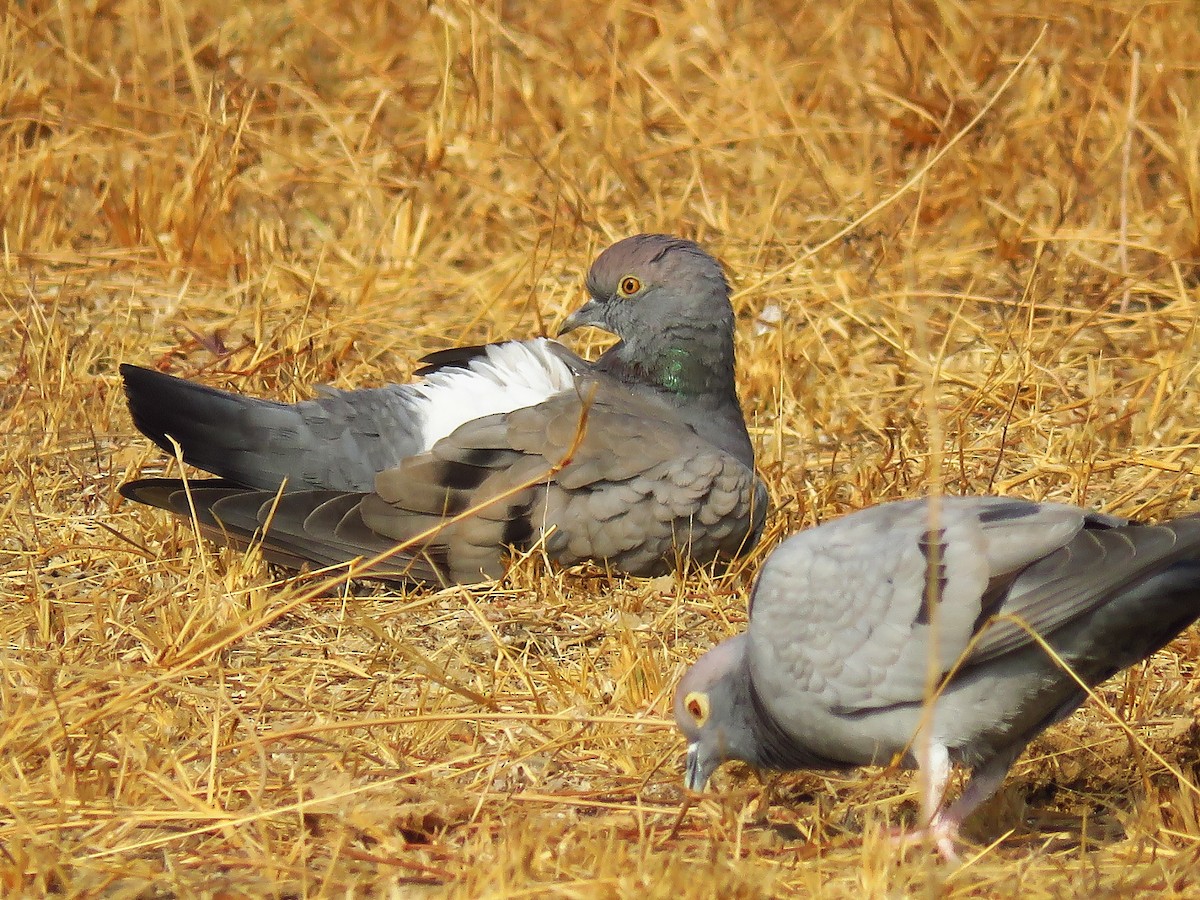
[560,234,737,396]
[673,633,761,791]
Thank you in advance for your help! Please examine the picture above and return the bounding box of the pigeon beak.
[683,742,712,792]
[558,297,607,336]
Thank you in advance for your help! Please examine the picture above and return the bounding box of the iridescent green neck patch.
[655,347,715,395]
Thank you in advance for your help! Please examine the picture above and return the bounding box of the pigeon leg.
[893,747,1018,861]
[919,741,961,862]
[888,741,961,862]
[918,741,953,828]
[929,748,1019,844]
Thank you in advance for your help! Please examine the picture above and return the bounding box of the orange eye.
[617,275,642,297]
[684,691,710,726]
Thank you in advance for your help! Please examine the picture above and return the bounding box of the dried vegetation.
[4,0,1200,895]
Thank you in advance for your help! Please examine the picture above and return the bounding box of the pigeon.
[120,234,768,585]
[674,495,1200,859]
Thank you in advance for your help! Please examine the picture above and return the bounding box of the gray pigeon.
[120,234,767,585]
[675,495,1200,859]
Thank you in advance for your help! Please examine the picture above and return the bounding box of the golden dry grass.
[5,0,1200,895]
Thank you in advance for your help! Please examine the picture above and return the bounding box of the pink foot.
[886,816,962,863]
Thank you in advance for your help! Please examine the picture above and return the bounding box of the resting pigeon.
[120,234,767,585]
[675,495,1200,859]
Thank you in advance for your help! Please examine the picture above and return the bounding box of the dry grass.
[4,0,1200,895]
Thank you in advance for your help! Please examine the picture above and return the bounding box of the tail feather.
[119,478,302,567]
[121,365,287,488]
[1069,557,1200,675]
[121,476,450,584]
[119,477,244,526]
[120,364,426,492]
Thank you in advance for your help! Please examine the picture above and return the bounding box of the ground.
[4,0,1200,896]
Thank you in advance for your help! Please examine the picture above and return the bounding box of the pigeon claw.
[886,816,963,864]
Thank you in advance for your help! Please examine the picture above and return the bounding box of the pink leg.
[932,752,1015,838]
[888,741,960,861]
[891,748,1018,863]
[918,742,961,862]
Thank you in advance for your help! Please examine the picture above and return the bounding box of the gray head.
[560,234,737,396]
[673,633,763,791]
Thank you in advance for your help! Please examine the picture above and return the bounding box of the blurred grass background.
[3,0,1200,895]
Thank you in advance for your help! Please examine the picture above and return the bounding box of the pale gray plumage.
[121,234,767,585]
[675,496,1200,858]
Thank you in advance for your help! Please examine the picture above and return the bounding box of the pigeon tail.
[121,364,430,493]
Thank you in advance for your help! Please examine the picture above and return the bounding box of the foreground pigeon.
[120,234,768,585]
[675,495,1200,859]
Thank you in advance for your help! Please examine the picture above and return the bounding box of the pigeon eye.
[684,691,710,726]
[617,275,642,297]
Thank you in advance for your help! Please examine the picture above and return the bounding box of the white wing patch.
[412,338,578,450]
